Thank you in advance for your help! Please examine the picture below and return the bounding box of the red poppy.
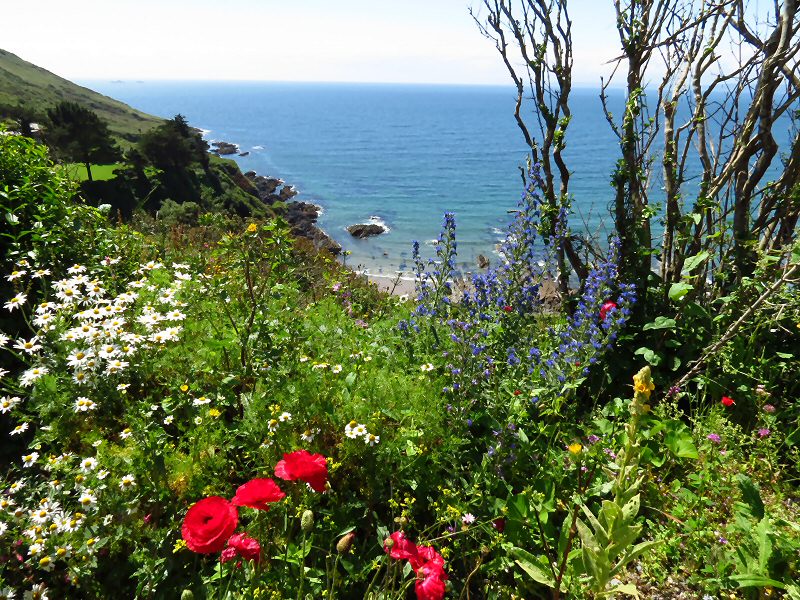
[503,305,513,313]
[513,390,522,396]
[182,496,238,554]
[410,545,445,572]
[600,301,617,321]
[415,562,448,600]
[721,396,736,407]
[274,450,328,492]
[221,532,261,563]
[232,478,286,510]
[384,530,418,561]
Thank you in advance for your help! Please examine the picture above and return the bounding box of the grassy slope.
[0,48,163,141]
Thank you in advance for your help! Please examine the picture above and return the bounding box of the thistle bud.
[301,509,314,533]
[336,532,356,554]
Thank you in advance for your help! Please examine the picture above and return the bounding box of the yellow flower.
[208,408,221,418]
[568,443,583,455]
[247,223,258,233]
[173,539,187,553]
[180,384,189,392]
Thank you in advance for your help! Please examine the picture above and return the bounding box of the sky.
[3,0,622,85]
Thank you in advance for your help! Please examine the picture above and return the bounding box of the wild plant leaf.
[730,574,786,589]
[581,547,605,589]
[510,547,556,587]
[576,518,602,553]
[598,583,640,598]
[682,251,709,273]
[736,474,764,519]
[621,494,641,524]
[664,425,698,459]
[600,500,622,531]
[668,281,693,301]
[580,503,609,546]
[607,524,642,559]
[643,316,676,330]
[755,517,773,574]
[611,539,662,575]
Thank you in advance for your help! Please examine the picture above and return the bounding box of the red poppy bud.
[721,396,735,407]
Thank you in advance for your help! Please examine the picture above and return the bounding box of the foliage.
[45,102,122,182]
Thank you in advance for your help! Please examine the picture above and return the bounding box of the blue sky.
[6,0,621,85]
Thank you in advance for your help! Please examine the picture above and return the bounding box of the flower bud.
[301,509,314,533]
[336,532,356,554]
[180,590,195,600]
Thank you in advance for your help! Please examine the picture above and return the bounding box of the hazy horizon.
[5,0,622,86]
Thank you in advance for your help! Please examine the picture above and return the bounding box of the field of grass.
[64,162,122,182]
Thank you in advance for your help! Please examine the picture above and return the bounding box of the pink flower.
[707,433,721,443]
[762,404,776,413]
[757,428,771,438]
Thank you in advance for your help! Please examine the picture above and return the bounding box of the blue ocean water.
[80,81,789,277]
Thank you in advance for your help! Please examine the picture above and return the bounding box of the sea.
[81,81,792,279]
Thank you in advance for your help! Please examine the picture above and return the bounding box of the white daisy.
[4,293,27,312]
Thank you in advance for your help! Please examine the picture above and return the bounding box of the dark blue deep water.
[81,81,790,277]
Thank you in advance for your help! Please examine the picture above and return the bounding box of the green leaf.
[730,574,786,589]
[621,494,641,524]
[664,423,698,459]
[736,475,765,519]
[634,346,662,366]
[510,547,556,587]
[607,524,642,559]
[668,282,693,301]
[605,583,640,598]
[643,316,676,330]
[580,504,609,546]
[682,251,709,273]
[611,540,662,575]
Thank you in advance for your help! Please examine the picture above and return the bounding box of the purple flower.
[762,404,776,414]
[757,428,770,438]
[707,433,721,443]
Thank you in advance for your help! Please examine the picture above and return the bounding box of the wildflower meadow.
[2,131,800,599]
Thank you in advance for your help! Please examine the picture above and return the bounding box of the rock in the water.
[211,141,239,155]
[279,185,298,201]
[477,254,490,269]
[238,151,250,157]
[347,223,387,238]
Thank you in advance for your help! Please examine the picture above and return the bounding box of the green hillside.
[0,48,163,141]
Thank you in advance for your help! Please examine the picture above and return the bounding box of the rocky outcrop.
[279,185,298,201]
[241,171,341,256]
[477,254,490,269]
[211,141,239,155]
[245,173,284,199]
[347,223,387,238]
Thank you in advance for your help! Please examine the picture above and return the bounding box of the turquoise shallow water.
[81,81,790,277]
